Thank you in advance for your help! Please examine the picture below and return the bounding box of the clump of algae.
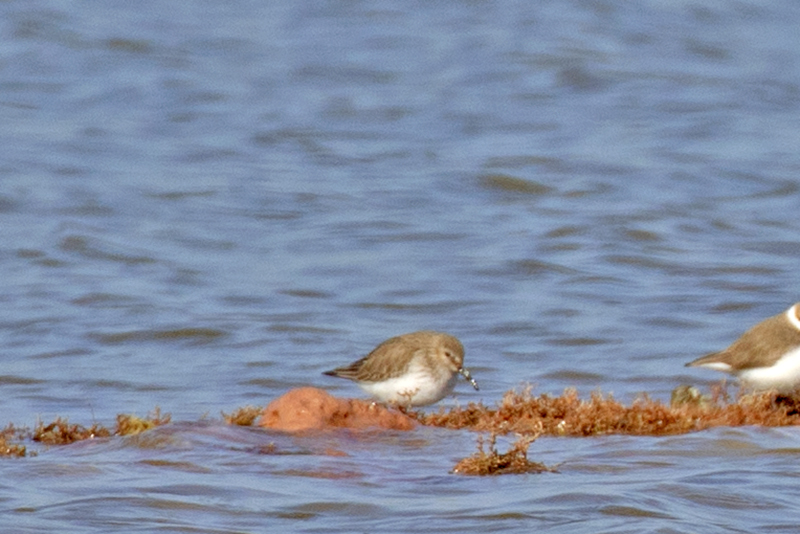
[222,405,263,426]
[0,424,28,457]
[1,408,172,457]
[116,407,171,436]
[411,385,800,437]
[411,385,800,475]
[0,436,26,458]
[452,432,556,476]
[5,384,800,474]
[221,385,800,474]
[33,418,112,445]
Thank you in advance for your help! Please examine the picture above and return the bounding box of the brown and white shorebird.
[685,302,800,392]
[323,331,479,406]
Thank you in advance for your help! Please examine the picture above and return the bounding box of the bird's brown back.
[324,331,464,382]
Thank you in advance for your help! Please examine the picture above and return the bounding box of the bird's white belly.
[738,346,800,392]
[359,368,458,406]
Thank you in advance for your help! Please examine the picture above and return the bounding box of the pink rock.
[258,387,416,432]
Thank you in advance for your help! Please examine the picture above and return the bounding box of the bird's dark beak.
[459,367,479,390]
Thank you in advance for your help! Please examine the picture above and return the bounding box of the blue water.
[2,0,800,532]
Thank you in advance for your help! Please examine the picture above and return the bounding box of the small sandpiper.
[685,302,800,392]
[323,330,479,406]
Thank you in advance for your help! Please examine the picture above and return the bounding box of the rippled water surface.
[3,1,800,532]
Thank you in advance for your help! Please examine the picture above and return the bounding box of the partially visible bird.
[686,302,800,392]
